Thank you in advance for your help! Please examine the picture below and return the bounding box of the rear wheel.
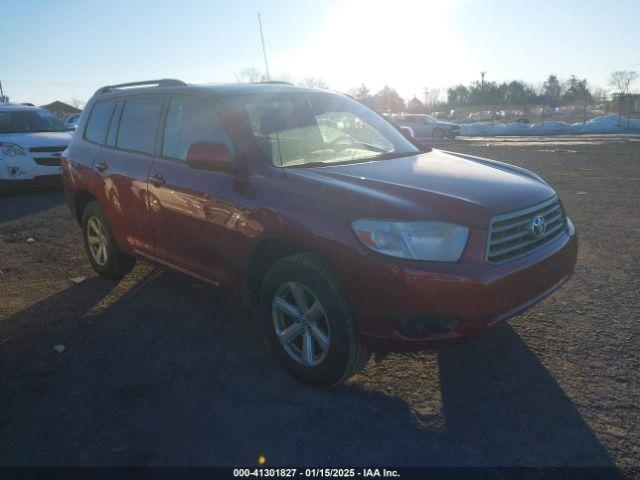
[432,127,445,139]
[82,201,135,279]
[260,253,368,386]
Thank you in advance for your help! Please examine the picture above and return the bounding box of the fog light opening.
[396,315,460,338]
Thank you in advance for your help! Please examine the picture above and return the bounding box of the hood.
[288,150,555,228]
[0,131,73,148]
[438,121,459,127]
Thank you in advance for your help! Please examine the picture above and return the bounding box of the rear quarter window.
[84,100,117,144]
[116,97,164,154]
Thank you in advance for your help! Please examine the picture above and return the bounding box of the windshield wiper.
[286,151,418,169]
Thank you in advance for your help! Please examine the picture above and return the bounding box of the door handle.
[95,161,108,172]
[149,172,166,186]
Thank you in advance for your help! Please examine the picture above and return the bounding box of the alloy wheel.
[86,216,108,266]
[272,282,331,366]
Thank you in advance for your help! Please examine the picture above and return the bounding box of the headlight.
[352,219,469,261]
[0,142,26,157]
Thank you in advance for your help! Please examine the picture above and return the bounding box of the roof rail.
[251,81,293,86]
[94,79,187,95]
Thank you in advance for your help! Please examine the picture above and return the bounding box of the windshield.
[0,110,68,133]
[227,92,420,168]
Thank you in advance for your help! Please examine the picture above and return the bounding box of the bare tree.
[298,77,329,89]
[271,72,293,83]
[235,67,265,83]
[71,98,86,109]
[608,70,638,95]
[407,97,425,113]
[423,87,442,109]
[608,71,638,125]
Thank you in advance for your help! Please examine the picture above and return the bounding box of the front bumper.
[0,155,63,183]
[343,222,578,351]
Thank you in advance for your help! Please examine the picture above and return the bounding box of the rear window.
[85,100,116,144]
[116,97,164,154]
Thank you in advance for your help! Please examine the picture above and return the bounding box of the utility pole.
[480,71,486,89]
[423,87,429,108]
[0,81,6,103]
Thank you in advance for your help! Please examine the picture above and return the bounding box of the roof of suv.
[92,79,334,100]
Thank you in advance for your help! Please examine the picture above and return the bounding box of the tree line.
[235,67,637,114]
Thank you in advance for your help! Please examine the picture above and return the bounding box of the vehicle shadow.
[0,269,621,473]
[0,187,65,224]
[437,327,615,467]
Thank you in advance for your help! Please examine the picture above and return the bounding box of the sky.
[2,0,639,105]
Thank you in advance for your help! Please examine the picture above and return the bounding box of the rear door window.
[84,100,116,144]
[116,96,164,154]
[161,96,234,161]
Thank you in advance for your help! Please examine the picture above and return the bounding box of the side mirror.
[185,142,233,172]
[399,126,431,153]
[399,126,413,139]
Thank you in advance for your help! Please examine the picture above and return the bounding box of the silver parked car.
[393,114,460,139]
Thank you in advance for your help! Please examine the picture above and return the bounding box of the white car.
[0,104,73,191]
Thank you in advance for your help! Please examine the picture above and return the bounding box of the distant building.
[40,101,82,119]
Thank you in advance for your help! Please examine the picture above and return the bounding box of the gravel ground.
[0,135,638,475]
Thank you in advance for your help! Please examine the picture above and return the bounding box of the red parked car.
[62,79,577,386]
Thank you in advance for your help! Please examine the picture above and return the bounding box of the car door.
[147,94,239,288]
[93,95,164,256]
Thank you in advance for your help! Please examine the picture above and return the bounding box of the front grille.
[28,146,67,153]
[33,157,61,166]
[486,196,567,265]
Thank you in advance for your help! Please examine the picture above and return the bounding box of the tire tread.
[262,252,368,386]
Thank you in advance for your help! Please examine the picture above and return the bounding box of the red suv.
[62,79,577,386]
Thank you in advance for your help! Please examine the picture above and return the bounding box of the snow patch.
[460,115,640,136]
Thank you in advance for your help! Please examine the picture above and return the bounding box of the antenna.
[258,13,271,83]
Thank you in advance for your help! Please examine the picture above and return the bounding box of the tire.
[432,127,445,139]
[260,253,368,387]
[81,201,135,279]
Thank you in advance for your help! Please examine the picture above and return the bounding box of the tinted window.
[162,96,233,161]
[116,97,164,154]
[85,101,116,144]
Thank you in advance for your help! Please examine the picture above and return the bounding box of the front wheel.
[260,253,368,386]
[82,201,135,279]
